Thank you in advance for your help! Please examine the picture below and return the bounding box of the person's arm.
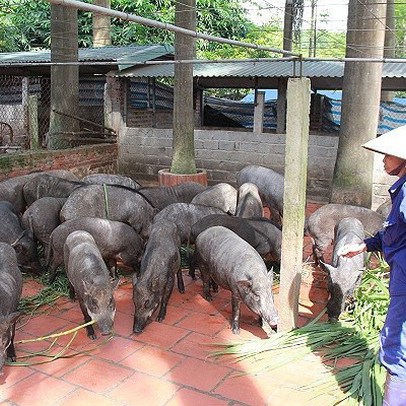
[364,231,384,253]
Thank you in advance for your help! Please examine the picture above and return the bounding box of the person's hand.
[337,243,367,258]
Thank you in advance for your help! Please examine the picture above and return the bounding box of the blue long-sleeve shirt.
[365,174,406,296]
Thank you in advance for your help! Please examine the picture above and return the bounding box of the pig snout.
[25,260,43,275]
[133,316,147,334]
[263,313,278,330]
[95,315,114,336]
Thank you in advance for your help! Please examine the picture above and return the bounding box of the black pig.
[305,203,384,264]
[0,201,42,274]
[189,214,282,279]
[21,197,66,252]
[322,217,366,322]
[191,183,237,214]
[64,230,119,339]
[195,226,278,334]
[0,242,22,374]
[47,217,143,282]
[82,173,141,189]
[133,220,182,333]
[61,184,156,238]
[236,165,284,224]
[235,182,264,218]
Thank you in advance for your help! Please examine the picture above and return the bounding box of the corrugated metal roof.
[0,45,174,65]
[111,59,406,79]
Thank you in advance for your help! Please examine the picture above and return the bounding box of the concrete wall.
[119,127,338,202]
[119,127,393,205]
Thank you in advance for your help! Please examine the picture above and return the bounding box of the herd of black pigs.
[0,165,387,372]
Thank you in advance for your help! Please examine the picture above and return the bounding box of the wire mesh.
[0,75,106,152]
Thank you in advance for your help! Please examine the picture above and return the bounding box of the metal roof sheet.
[111,59,406,79]
[0,45,174,65]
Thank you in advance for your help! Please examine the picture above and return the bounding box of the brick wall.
[119,127,339,202]
[0,144,118,180]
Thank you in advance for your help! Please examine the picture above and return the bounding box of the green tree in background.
[396,1,406,56]
[1,0,251,52]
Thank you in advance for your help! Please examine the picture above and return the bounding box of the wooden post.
[28,95,40,150]
[253,91,265,133]
[22,77,29,138]
[278,77,311,332]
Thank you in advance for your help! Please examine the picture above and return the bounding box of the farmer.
[338,124,406,406]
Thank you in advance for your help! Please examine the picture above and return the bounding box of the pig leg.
[68,282,76,301]
[156,276,175,322]
[209,278,218,293]
[312,242,325,266]
[107,258,117,279]
[199,262,213,301]
[188,252,197,280]
[176,269,185,294]
[78,300,96,339]
[47,257,62,284]
[6,325,17,362]
[231,295,241,334]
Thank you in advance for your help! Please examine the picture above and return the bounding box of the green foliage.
[18,271,69,315]
[395,0,406,57]
[1,0,251,52]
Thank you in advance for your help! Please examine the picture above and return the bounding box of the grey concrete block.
[218,141,236,151]
[203,140,219,150]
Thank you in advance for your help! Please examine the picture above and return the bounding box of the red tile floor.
[0,202,345,406]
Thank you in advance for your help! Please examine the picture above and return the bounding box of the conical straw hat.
[362,125,406,160]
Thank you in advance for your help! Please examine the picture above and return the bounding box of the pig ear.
[6,312,21,325]
[82,280,92,295]
[237,280,252,293]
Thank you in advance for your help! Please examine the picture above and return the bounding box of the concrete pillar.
[278,77,311,332]
[277,78,287,133]
[28,95,40,150]
[253,91,265,133]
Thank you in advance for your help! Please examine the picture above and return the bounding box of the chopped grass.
[18,269,69,315]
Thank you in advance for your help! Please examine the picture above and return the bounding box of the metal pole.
[44,0,301,57]
[2,57,405,68]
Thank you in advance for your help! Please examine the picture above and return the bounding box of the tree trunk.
[170,0,197,174]
[49,4,80,149]
[330,0,387,207]
[381,0,395,101]
[277,0,295,134]
[283,0,294,54]
[93,0,111,47]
